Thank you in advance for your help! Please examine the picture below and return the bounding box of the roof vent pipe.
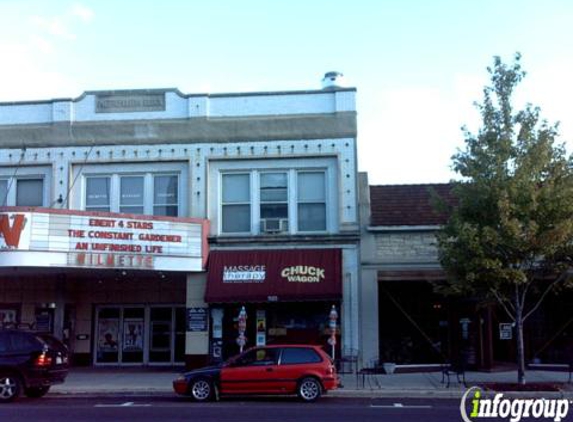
[321,71,346,90]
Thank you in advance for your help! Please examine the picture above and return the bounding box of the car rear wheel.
[25,386,50,398]
[0,374,21,403]
[190,378,213,402]
[297,377,322,402]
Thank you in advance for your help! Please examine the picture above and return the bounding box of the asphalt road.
[0,395,481,422]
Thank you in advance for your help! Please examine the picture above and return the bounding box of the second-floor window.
[297,172,326,231]
[0,167,50,207]
[260,172,288,221]
[84,173,179,216]
[221,173,250,233]
[74,162,186,216]
[220,169,328,235]
[86,176,111,212]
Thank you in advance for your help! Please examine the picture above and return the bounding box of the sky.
[0,0,572,185]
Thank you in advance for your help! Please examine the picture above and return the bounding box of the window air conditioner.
[260,218,288,234]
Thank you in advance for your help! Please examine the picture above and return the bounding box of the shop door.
[121,308,145,364]
[95,307,145,365]
[95,308,120,364]
[149,307,172,363]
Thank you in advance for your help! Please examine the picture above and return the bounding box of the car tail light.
[35,352,53,367]
[326,364,335,375]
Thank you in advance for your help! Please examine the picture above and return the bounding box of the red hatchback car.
[173,345,339,402]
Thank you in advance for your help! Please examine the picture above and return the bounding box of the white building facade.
[0,82,359,368]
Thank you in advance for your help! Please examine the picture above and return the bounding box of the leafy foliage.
[436,53,573,383]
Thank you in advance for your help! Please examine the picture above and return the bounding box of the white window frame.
[209,158,337,236]
[0,166,51,207]
[259,171,289,222]
[220,172,252,234]
[71,162,188,217]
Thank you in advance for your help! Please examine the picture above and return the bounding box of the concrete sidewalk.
[49,368,573,398]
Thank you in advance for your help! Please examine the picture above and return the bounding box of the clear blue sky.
[1,0,572,184]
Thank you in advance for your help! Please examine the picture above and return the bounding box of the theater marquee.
[0,208,209,272]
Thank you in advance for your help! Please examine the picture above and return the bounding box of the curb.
[48,388,573,400]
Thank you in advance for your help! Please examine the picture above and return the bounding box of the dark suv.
[0,330,69,402]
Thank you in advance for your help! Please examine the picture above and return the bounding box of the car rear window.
[10,332,41,352]
[36,334,66,350]
[280,347,323,364]
[0,332,10,352]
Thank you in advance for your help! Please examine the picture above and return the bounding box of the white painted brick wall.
[0,89,355,125]
[52,101,72,122]
[209,92,336,117]
[0,103,52,124]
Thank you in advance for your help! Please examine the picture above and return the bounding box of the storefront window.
[153,175,178,216]
[222,173,251,233]
[120,176,144,214]
[297,172,326,231]
[86,177,111,212]
[16,179,43,207]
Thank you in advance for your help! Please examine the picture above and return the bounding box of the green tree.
[436,53,573,384]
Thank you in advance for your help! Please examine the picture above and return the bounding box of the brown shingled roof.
[369,183,456,226]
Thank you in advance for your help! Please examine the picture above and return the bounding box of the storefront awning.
[205,249,342,303]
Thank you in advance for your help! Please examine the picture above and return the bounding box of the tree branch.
[523,270,570,322]
[490,288,516,321]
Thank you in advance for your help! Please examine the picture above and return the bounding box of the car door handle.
[266,367,273,372]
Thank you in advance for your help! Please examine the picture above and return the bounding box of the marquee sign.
[0,208,209,272]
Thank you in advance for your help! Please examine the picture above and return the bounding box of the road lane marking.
[95,402,151,407]
[370,402,433,409]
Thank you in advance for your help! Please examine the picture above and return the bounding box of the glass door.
[174,307,186,363]
[96,308,120,364]
[95,305,182,365]
[149,307,172,363]
[121,308,145,364]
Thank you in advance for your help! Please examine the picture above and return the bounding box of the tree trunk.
[515,303,526,385]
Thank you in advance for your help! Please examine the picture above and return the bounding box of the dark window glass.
[10,332,40,352]
[280,347,322,365]
[234,348,279,366]
[153,175,178,216]
[16,179,43,206]
[0,332,10,352]
[86,177,111,212]
[0,180,8,206]
[120,176,144,214]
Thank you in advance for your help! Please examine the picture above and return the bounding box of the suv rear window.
[10,332,41,352]
[280,347,322,364]
[0,332,9,352]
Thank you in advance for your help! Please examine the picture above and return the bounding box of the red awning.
[205,249,342,303]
